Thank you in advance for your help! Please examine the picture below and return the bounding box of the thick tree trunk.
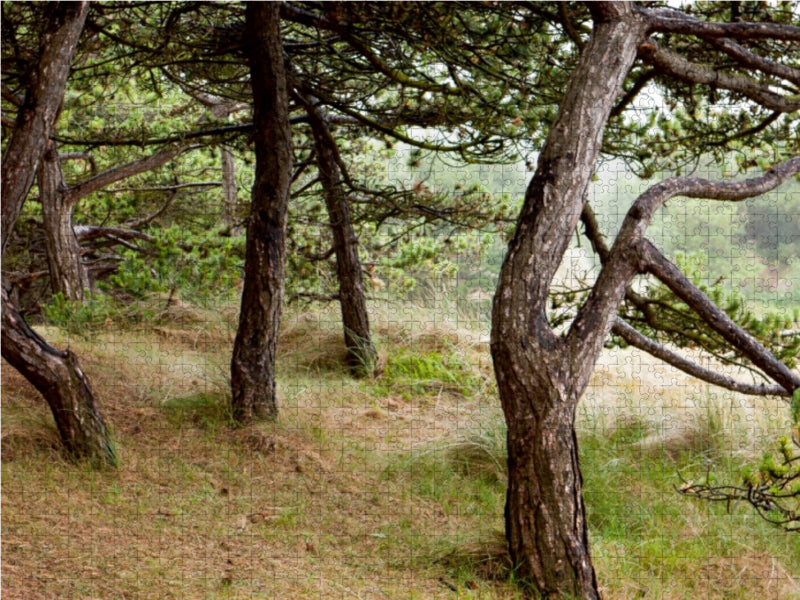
[304,101,378,375]
[491,6,646,598]
[230,3,293,422]
[39,142,91,301]
[2,289,116,465]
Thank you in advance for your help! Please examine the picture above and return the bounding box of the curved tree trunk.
[39,142,91,301]
[0,2,115,466]
[303,100,378,375]
[2,288,116,465]
[1,2,88,254]
[230,2,293,422]
[490,5,646,598]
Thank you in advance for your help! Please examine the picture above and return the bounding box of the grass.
[2,298,799,599]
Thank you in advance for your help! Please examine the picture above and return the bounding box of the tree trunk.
[221,147,242,235]
[304,101,378,375]
[0,1,115,467]
[39,142,91,301]
[490,5,646,598]
[230,2,293,422]
[2,288,116,465]
[1,2,88,254]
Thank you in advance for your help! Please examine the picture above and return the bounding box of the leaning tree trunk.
[490,5,646,598]
[0,2,115,466]
[1,2,89,254]
[230,2,293,422]
[304,101,378,375]
[39,141,91,301]
[2,288,116,465]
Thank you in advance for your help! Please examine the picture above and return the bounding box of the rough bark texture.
[221,147,241,234]
[1,2,88,254]
[2,288,116,465]
[490,6,646,598]
[230,2,292,422]
[38,143,190,301]
[39,142,91,301]
[0,1,115,466]
[304,101,378,375]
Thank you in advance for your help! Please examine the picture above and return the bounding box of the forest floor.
[2,298,799,599]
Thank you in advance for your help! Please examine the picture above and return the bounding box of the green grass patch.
[160,392,235,432]
[373,348,483,398]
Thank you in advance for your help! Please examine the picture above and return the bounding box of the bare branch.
[64,145,197,205]
[637,239,800,395]
[628,155,800,235]
[706,37,800,87]
[1,112,18,128]
[52,117,312,148]
[610,69,659,118]
[107,181,221,193]
[559,3,585,51]
[59,151,97,176]
[74,225,155,244]
[612,317,790,397]
[645,8,800,41]
[570,157,800,386]
[638,39,800,112]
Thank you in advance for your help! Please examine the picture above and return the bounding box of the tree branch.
[706,37,800,87]
[637,239,800,395]
[611,317,790,397]
[570,157,800,387]
[74,225,155,244]
[611,69,659,118]
[64,145,197,205]
[627,155,800,231]
[638,39,800,113]
[107,181,221,193]
[1,83,24,107]
[645,8,800,41]
[122,190,181,229]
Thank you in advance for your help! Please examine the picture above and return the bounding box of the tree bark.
[37,143,191,301]
[221,147,242,234]
[303,99,378,375]
[2,288,116,465]
[490,5,646,598]
[0,1,116,466]
[39,142,91,301]
[230,3,292,422]
[1,2,88,254]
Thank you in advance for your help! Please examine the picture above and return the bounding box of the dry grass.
[1,306,517,599]
[2,301,799,599]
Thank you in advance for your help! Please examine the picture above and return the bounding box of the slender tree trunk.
[221,147,242,235]
[491,5,646,598]
[230,2,293,422]
[1,2,88,254]
[39,142,91,301]
[304,101,378,375]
